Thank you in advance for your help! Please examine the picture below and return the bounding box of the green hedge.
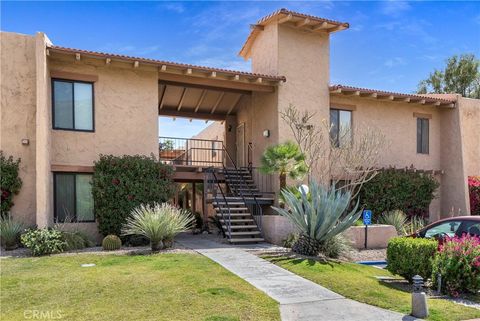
[359,168,439,220]
[92,154,174,236]
[0,151,22,218]
[387,237,437,281]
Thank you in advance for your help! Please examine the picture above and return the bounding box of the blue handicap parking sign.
[363,210,372,225]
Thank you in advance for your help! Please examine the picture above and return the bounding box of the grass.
[1,253,279,321]
[264,255,480,321]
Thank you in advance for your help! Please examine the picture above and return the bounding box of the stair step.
[222,225,258,229]
[220,219,254,223]
[228,238,264,243]
[216,213,251,217]
[213,202,245,206]
[215,207,249,212]
[230,231,261,236]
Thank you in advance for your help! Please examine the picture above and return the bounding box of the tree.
[259,141,308,190]
[281,105,386,199]
[417,54,480,98]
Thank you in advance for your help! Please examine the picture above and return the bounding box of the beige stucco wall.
[459,97,480,178]
[49,58,159,167]
[0,32,37,225]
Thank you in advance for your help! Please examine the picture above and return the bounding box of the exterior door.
[236,123,245,167]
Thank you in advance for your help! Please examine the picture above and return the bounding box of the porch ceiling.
[158,82,244,121]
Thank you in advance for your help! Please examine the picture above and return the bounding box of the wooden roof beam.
[312,21,328,31]
[278,13,293,24]
[210,92,225,114]
[295,18,310,28]
[177,88,187,111]
[158,85,167,110]
[227,94,243,115]
[159,109,225,121]
[194,90,207,113]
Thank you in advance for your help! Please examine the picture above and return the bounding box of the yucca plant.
[273,182,361,256]
[377,210,407,236]
[404,216,426,236]
[122,203,194,252]
[0,217,24,250]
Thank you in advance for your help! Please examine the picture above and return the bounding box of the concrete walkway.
[176,235,420,321]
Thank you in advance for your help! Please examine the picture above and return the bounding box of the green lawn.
[1,253,279,321]
[265,255,480,321]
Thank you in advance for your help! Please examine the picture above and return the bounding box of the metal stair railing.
[205,167,232,239]
[221,144,263,234]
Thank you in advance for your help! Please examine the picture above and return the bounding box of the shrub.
[318,234,352,259]
[469,176,480,215]
[386,237,437,281]
[21,228,66,256]
[62,231,93,251]
[432,234,480,296]
[0,217,25,250]
[122,203,194,252]
[359,168,439,220]
[102,235,122,251]
[273,182,361,257]
[92,154,174,236]
[0,151,22,218]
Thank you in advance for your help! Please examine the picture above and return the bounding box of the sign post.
[363,210,372,249]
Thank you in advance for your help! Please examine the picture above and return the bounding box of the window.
[52,79,94,131]
[54,173,94,222]
[330,109,352,147]
[416,118,429,154]
[423,221,461,238]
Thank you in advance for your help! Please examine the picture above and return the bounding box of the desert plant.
[0,151,22,218]
[260,141,308,190]
[102,235,122,251]
[122,203,194,252]
[92,154,174,237]
[282,233,298,248]
[432,234,480,296]
[61,231,93,250]
[0,217,24,250]
[318,234,352,259]
[378,210,407,235]
[20,228,66,256]
[386,237,437,281]
[403,216,426,236]
[273,182,362,256]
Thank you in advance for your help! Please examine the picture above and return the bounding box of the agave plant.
[378,210,407,236]
[122,203,194,252]
[273,182,361,256]
[0,217,24,250]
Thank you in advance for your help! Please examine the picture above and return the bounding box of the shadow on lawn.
[261,252,337,268]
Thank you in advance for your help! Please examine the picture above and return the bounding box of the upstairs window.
[54,173,94,223]
[330,109,352,147]
[417,118,429,154]
[52,79,94,131]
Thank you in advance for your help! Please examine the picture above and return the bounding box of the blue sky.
[2,1,479,137]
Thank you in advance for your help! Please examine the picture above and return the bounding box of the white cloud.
[384,57,407,68]
[380,1,411,17]
[159,3,185,14]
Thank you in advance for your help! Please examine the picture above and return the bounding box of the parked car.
[413,216,480,240]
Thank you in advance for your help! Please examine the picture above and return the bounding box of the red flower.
[127,194,135,201]
[112,178,120,185]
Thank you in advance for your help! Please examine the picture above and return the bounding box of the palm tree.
[260,141,308,190]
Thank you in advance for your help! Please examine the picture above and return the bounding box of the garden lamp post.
[411,275,428,318]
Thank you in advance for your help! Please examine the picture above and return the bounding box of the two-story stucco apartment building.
[1,9,479,241]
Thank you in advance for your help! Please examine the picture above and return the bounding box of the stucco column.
[35,32,52,227]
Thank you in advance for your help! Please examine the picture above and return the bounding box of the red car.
[413,216,480,239]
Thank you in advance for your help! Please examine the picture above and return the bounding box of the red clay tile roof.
[239,8,349,58]
[329,84,457,104]
[48,45,286,82]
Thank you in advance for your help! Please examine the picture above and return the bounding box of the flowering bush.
[0,151,22,218]
[469,176,480,215]
[432,234,480,296]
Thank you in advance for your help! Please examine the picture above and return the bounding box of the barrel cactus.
[102,235,121,251]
